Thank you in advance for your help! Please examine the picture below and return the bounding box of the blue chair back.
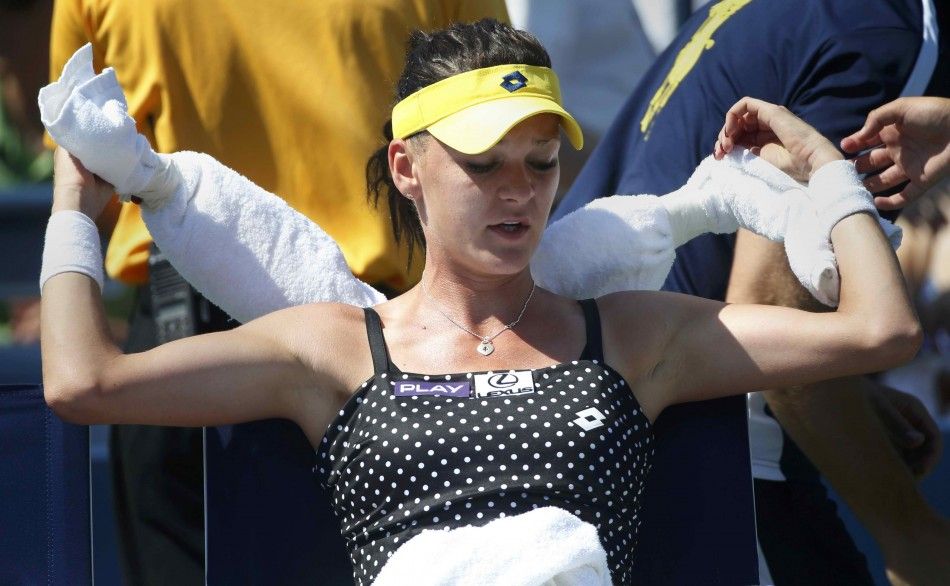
[205,420,353,585]
[0,384,91,585]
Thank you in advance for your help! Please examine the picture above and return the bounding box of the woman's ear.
[389,139,419,200]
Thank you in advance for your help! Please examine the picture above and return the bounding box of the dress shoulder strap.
[578,299,605,363]
[362,307,391,375]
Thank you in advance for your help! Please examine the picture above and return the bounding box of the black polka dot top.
[316,299,654,585]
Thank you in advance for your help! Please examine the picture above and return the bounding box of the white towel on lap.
[39,43,900,320]
[371,507,612,586]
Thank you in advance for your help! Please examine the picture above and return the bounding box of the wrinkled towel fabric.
[38,44,178,201]
[535,150,900,306]
[39,44,385,323]
[371,507,611,586]
[39,44,900,320]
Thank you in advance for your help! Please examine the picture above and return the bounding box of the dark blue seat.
[0,384,91,585]
[205,421,353,585]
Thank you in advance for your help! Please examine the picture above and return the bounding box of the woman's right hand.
[52,147,115,218]
[714,97,842,181]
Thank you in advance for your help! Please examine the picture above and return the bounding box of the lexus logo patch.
[473,370,535,398]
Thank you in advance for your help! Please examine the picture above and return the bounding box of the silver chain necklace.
[422,281,537,356]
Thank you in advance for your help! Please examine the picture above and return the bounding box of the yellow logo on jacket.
[640,0,754,138]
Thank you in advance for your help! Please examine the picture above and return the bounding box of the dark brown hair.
[366,18,551,268]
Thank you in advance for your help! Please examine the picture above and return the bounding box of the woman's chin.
[474,248,536,276]
[429,239,538,278]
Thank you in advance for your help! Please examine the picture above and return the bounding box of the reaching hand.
[868,382,943,479]
[841,96,950,210]
[714,97,842,181]
[52,147,116,219]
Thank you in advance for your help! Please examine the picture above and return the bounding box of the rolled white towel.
[372,507,611,586]
[143,151,387,322]
[793,160,902,306]
[533,194,676,296]
[535,149,900,305]
[38,44,386,322]
[38,44,177,202]
[533,147,816,299]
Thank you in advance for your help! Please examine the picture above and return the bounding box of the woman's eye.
[530,159,558,171]
[464,161,499,174]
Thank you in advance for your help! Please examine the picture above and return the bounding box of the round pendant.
[476,340,495,356]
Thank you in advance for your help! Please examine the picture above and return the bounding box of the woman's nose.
[498,163,534,202]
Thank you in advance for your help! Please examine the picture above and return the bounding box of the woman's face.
[401,113,561,279]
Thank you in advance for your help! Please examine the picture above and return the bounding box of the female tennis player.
[41,19,920,585]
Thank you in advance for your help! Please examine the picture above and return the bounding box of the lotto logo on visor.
[390,64,583,154]
[474,370,535,398]
[500,71,528,92]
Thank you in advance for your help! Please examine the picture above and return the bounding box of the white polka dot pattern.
[316,359,653,585]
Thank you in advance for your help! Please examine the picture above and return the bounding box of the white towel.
[142,151,387,322]
[372,507,612,586]
[534,150,900,305]
[532,148,813,298]
[39,43,900,319]
[38,45,176,199]
[38,44,386,323]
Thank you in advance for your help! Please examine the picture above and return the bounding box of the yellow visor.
[391,64,583,154]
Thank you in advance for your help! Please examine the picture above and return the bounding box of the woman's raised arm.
[616,99,923,420]
[40,150,355,443]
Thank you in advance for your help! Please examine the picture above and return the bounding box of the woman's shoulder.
[593,290,695,360]
[240,302,373,354]
[594,289,685,314]
[247,301,370,325]
[243,301,377,395]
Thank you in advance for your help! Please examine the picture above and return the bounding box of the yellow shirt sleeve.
[46,0,91,151]
[452,0,510,23]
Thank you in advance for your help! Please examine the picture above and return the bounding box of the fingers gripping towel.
[38,44,177,202]
[372,507,612,586]
[39,44,386,322]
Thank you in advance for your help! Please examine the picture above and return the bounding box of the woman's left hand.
[52,146,115,219]
[714,97,842,182]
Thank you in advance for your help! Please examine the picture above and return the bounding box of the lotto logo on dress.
[572,407,607,431]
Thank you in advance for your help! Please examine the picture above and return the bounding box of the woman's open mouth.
[488,221,529,238]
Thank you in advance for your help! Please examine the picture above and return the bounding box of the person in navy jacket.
[553,0,949,583]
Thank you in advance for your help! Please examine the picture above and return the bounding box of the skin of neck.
[414,260,537,330]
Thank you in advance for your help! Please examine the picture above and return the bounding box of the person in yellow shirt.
[48,1,508,583]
